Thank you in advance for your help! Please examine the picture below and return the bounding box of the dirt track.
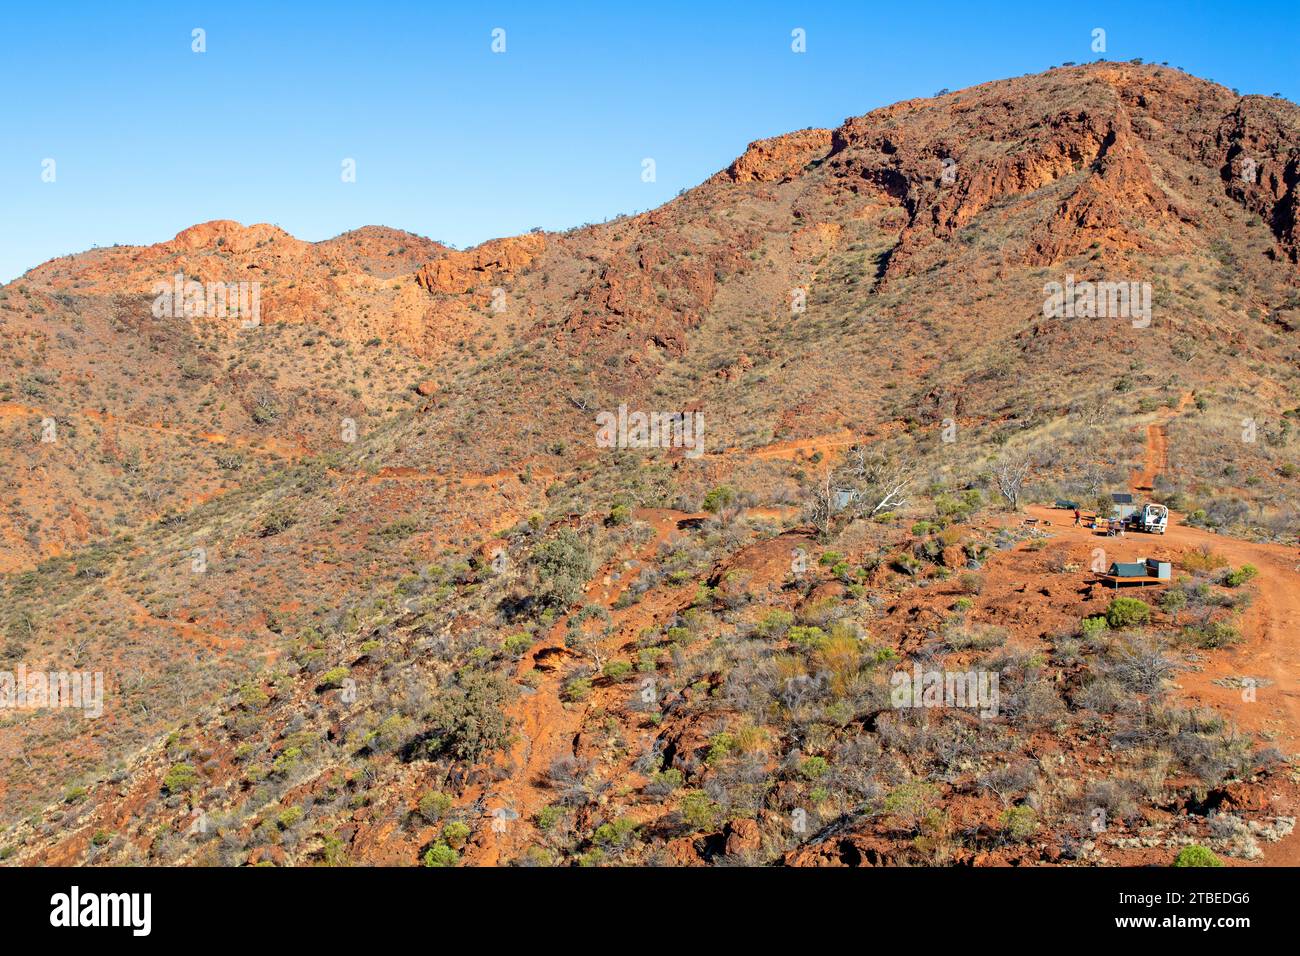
[1130,392,1193,492]
[0,401,303,458]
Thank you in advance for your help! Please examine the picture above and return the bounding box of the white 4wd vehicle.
[1136,503,1168,534]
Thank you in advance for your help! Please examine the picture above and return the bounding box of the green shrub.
[271,747,304,774]
[883,780,941,830]
[425,670,514,761]
[422,842,459,867]
[1224,564,1258,587]
[705,732,735,765]
[592,817,638,848]
[367,714,415,753]
[787,625,828,649]
[1159,589,1187,621]
[800,756,830,780]
[894,555,923,576]
[680,790,723,831]
[755,609,794,638]
[162,763,200,794]
[318,666,349,689]
[648,768,684,793]
[259,507,296,537]
[1080,616,1109,639]
[1173,845,1224,867]
[536,805,563,831]
[560,675,591,701]
[417,791,453,823]
[239,683,270,708]
[1105,597,1151,629]
[665,626,692,645]
[702,485,737,513]
[377,518,419,540]
[532,529,593,606]
[998,805,1038,841]
[1184,620,1240,649]
[602,660,633,681]
[442,821,471,849]
[502,633,532,658]
[277,806,304,829]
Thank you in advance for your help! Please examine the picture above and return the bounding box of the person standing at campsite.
[1073,508,1081,526]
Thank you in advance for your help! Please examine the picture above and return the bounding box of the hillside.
[1,61,1298,867]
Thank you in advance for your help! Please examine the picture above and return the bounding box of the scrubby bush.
[424,670,514,762]
[702,485,737,513]
[562,676,592,702]
[800,756,830,780]
[417,791,453,823]
[787,625,828,649]
[502,632,532,658]
[592,816,638,848]
[1183,620,1239,649]
[317,666,349,690]
[1159,589,1187,622]
[162,763,200,794]
[1182,547,1228,572]
[645,768,684,795]
[883,780,941,833]
[679,790,723,830]
[756,609,794,639]
[422,842,459,867]
[943,623,1007,651]
[1173,845,1224,867]
[258,507,296,537]
[998,805,1038,841]
[1223,564,1257,587]
[602,660,633,681]
[532,529,593,607]
[535,805,564,831]
[1105,597,1150,629]
[276,806,303,829]
[442,821,471,849]
[369,714,416,753]
[1080,616,1108,640]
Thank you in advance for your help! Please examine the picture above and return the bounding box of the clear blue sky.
[1,1,1296,283]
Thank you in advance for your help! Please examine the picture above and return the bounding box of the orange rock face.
[415,233,547,295]
[713,128,833,184]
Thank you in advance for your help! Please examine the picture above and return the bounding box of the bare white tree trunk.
[994,455,1033,510]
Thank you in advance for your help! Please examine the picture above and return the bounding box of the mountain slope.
[2,62,1298,867]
